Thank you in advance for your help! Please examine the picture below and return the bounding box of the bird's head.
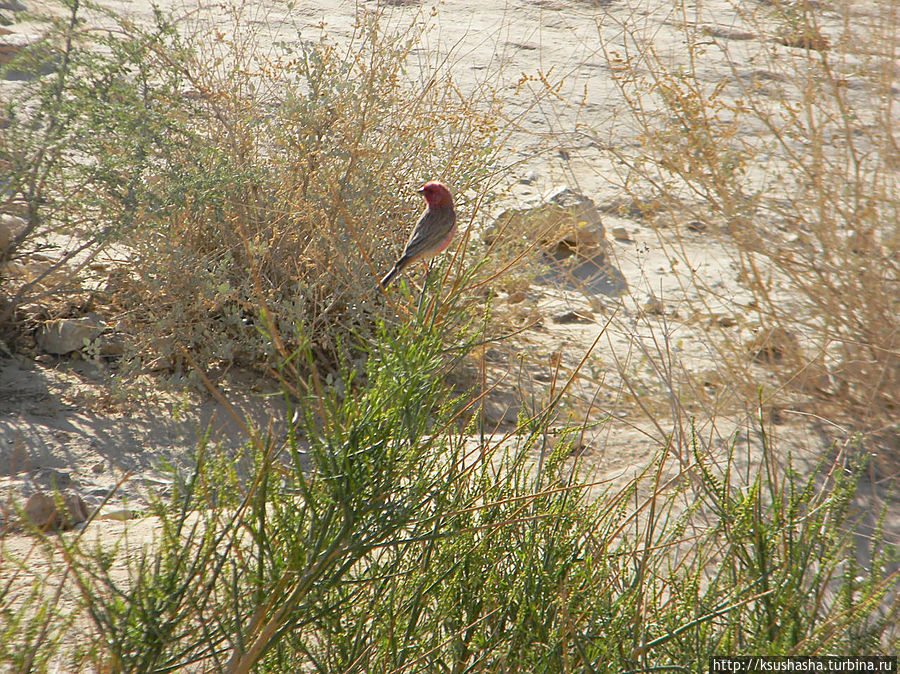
[417,181,454,209]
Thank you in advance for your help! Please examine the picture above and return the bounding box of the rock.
[97,507,138,522]
[545,186,602,222]
[643,293,665,315]
[0,0,26,11]
[747,326,801,365]
[1,31,59,80]
[22,492,55,527]
[23,490,88,531]
[64,492,89,524]
[611,226,631,241]
[84,486,111,500]
[485,186,607,259]
[0,213,26,254]
[507,291,527,305]
[96,332,125,357]
[486,188,626,296]
[552,309,594,324]
[701,25,755,41]
[483,348,506,363]
[37,315,107,355]
[32,467,71,490]
[0,32,41,66]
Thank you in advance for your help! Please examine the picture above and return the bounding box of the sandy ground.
[1,0,898,663]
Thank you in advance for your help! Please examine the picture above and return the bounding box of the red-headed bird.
[379,181,457,288]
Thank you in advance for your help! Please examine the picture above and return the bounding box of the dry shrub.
[598,0,900,462]
[4,0,505,372]
[95,5,505,373]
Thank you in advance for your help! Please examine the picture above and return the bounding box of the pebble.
[553,310,595,324]
[507,291,527,305]
[643,294,665,315]
[611,227,631,241]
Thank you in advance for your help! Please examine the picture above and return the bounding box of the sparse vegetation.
[1,0,898,670]
[592,0,900,464]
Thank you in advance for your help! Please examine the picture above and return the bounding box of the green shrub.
[5,321,896,670]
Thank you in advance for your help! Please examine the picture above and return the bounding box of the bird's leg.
[416,260,432,322]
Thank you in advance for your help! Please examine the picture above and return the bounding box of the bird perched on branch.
[379,181,457,289]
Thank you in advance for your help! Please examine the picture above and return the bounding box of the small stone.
[716,315,738,328]
[98,507,138,521]
[701,25,756,41]
[611,227,631,241]
[483,348,505,362]
[0,213,26,254]
[686,220,707,233]
[643,294,665,315]
[85,486,111,498]
[747,326,799,364]
[23,490,88,530]
[0,32,41,66]
[37,315,107,355]
[518,171,538,185]
[33,468,71,490]
[0,220,9,254]
[23,492,55,528]
[63,492,88,524]
[507,291,527,305]
[553,310,594,324]
[97,332,125,357]
[144,355,173,372]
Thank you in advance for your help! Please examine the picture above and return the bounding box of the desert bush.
[2,0,504,371]
[593,0,899,461]
[0,0,117,339]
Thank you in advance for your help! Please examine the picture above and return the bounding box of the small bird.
[379,181,457,288]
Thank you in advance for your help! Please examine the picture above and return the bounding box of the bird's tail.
[379,264,401,288]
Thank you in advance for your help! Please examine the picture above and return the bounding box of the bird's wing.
[402,208,455,258]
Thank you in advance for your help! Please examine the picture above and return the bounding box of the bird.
[379,181,457,289]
